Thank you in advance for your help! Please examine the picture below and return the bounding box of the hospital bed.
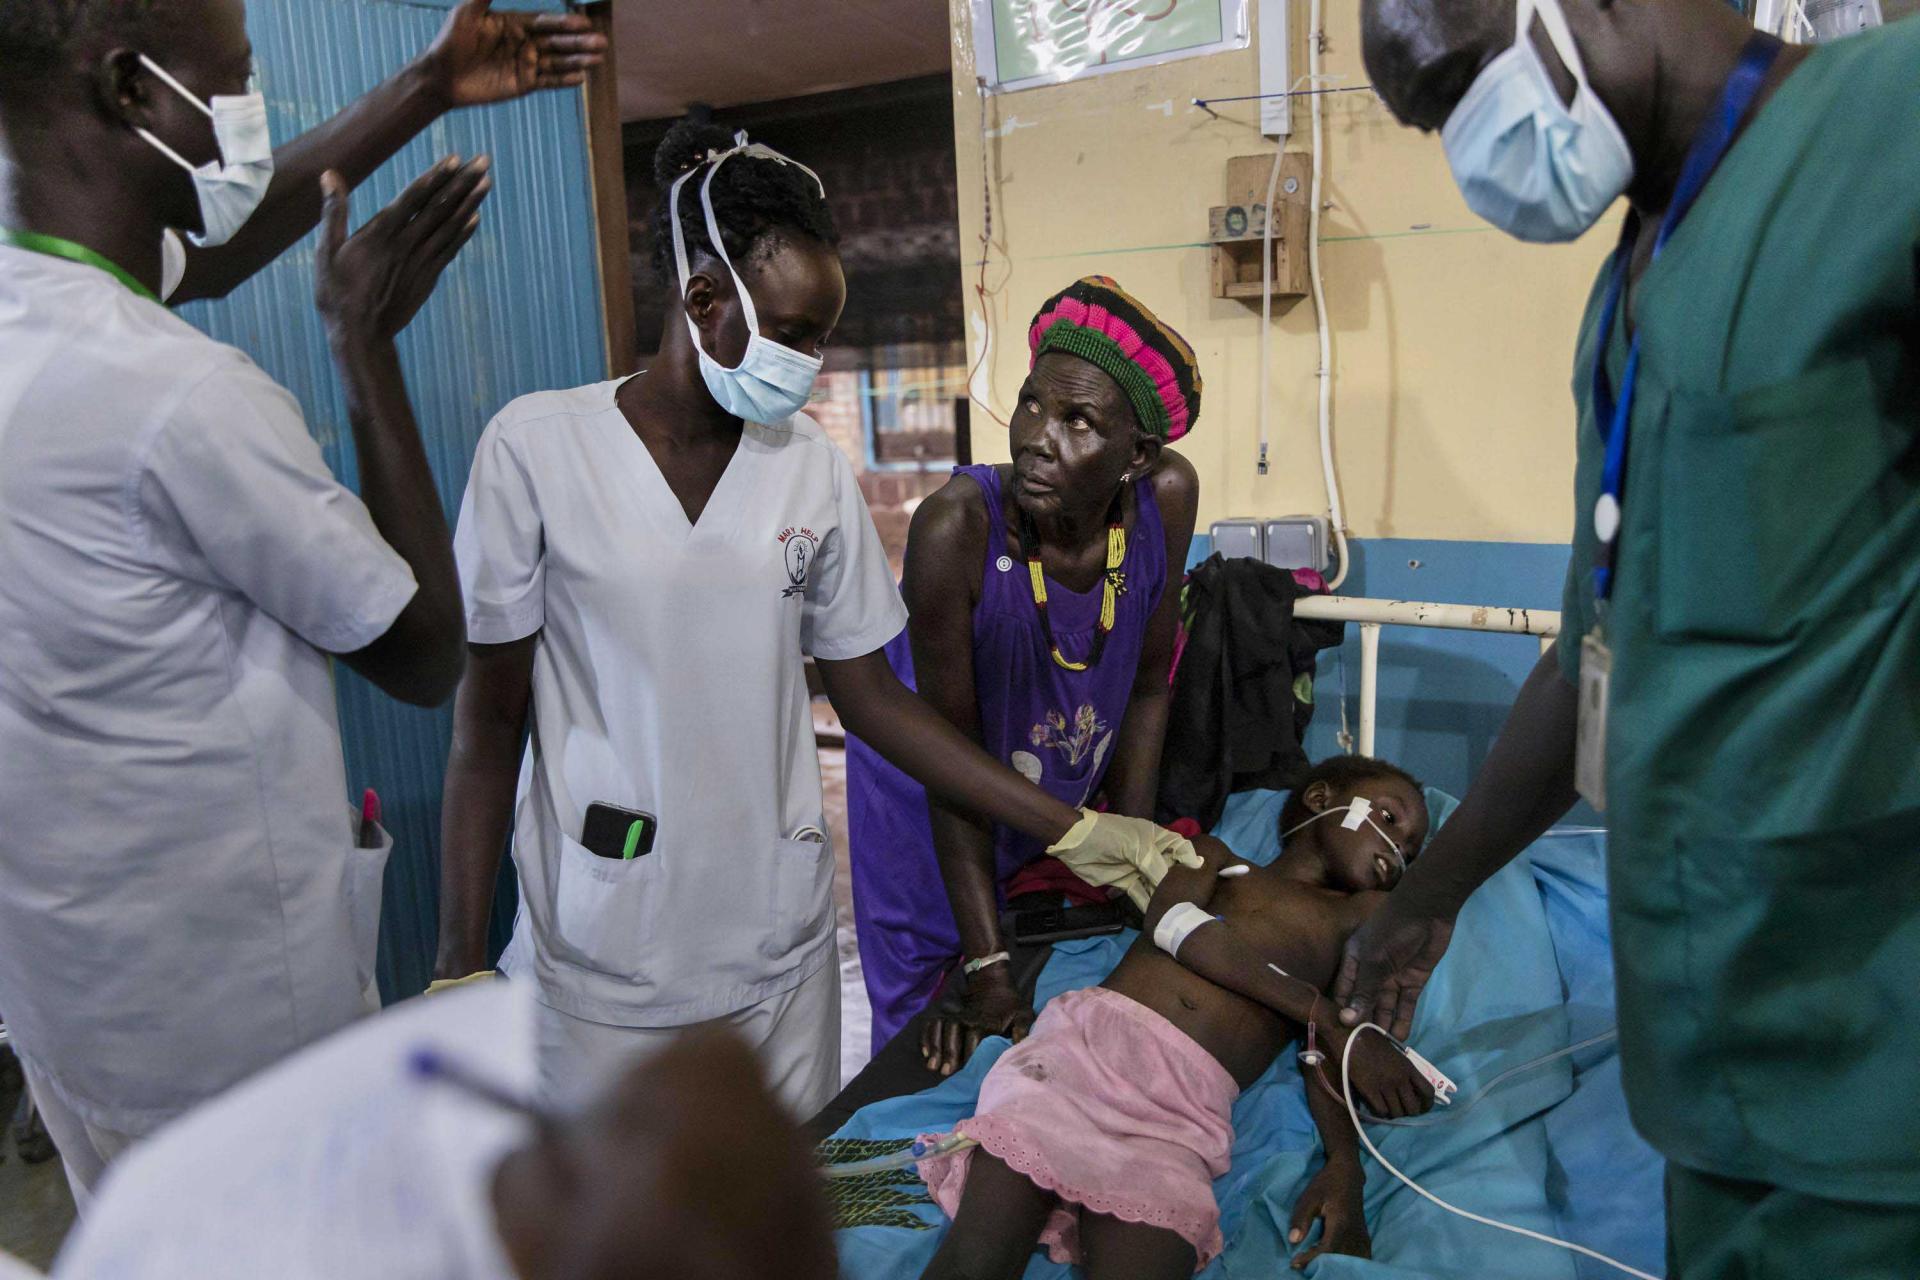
[819,596,1667,1279]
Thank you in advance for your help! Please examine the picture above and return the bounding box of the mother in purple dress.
[846,277,1202,1066]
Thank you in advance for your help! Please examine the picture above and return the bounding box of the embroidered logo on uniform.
[778,526,818,598]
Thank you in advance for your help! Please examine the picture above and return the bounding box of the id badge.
[1575,633,1612,813]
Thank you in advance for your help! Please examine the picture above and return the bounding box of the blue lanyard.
[1590,34,1783,605]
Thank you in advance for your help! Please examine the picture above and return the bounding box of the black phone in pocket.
[581,803,658,861]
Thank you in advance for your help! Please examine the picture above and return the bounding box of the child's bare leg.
[919,1152,1058,1280]
[1080,1212,1199,1280]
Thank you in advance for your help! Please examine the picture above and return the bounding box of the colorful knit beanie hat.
[1027,276,1202,443]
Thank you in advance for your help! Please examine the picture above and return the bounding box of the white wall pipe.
[1358,622,1381,757]
[1297,596,1563,638]
[1298,596,1563,759]
[1306,0,1350,589]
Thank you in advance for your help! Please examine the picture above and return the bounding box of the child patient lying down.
[916,757,1439,1279]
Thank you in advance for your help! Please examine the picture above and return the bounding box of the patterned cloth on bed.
[824,789,1665,1279]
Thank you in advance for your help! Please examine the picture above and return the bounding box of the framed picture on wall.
[972,0,1251,93]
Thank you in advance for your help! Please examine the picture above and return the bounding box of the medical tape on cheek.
[1341,797,1373,831]
[1153,901,1219,960]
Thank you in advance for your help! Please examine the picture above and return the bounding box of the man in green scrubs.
[1339,1,1920,1274]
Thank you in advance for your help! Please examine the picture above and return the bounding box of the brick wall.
[624,77,961,357]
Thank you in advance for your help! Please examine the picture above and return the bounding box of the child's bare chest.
[1213,877,1382,991]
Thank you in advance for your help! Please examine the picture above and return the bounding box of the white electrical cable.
[1361,1029,1619,1128]
[1306,0,1351,589]
[1337,1024,1663,1280]
[1257,142,1285,477]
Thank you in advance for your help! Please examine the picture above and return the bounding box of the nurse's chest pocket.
[1655,360,1902,644]
[554,833,661,979]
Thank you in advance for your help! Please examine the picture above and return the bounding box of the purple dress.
[845,464,1168,1053]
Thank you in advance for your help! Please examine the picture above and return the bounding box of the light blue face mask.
[133,56,275,249]
[670,136,827,425]
[1441,0,1634,244]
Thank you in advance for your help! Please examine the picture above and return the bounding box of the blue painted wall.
[1187,536,1601,824]
[178,0,606,999]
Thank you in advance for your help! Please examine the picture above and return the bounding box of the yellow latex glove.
[1046,810,1203,911]
[424,970,497,996]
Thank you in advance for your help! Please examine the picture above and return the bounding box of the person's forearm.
[332,337,463,675]
[930,807,1008,960]
[825,664,1080,844]
[1174,920,1336,1030]
[1304,1055,1363,1165]
[435,698,523,978]
[1101,686,1171,818]
[1395,646,1581,916]
[1140,857,1332,1027]
[173,65,446,303]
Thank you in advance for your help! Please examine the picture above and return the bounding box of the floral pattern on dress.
[1029,704,1109,768]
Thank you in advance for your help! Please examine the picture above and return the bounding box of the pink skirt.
[918,986,1240,1271]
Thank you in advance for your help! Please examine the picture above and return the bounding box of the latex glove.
[424,969,497,996]
[1046,810,1203,911]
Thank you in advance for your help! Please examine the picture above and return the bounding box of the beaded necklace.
[1017,485,1129,672]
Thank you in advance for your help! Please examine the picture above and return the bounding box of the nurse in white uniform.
[437,121,1186,1116]
[0,0,605,1202]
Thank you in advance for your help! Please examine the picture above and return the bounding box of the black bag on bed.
[1155,554,1345,830]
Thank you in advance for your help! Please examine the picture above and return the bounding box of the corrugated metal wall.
[178,0,606,1001]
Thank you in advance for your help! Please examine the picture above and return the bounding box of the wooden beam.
[580,1,637,377]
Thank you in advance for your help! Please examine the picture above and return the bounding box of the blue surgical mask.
[133,56,275,249]
[1441,0,1633,244]
[669,136,826,425]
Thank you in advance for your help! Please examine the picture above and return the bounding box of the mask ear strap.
[697,153,761,356]
[668,167,709,351]
[134,126,200,174]
[1527,0,1595,97]
[137,55,215,120]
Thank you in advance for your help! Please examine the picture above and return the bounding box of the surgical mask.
[133,56,275,249]
[1440,0,1633,244]
[669,135,826,425]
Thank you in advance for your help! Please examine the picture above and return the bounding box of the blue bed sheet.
[829,790,1665,1279]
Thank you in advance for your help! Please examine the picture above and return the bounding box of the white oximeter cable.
[1337,1023,1662,1280]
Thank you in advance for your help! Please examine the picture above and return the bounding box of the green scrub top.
[1558,22,1920,1205]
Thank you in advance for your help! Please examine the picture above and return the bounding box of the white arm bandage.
[1153,901,1219,960]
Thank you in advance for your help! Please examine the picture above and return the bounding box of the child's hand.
[1288,1158,1371,1269]
[1322,1023,1436,1118]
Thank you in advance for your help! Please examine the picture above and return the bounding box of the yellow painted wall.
[947,0,1622,544]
